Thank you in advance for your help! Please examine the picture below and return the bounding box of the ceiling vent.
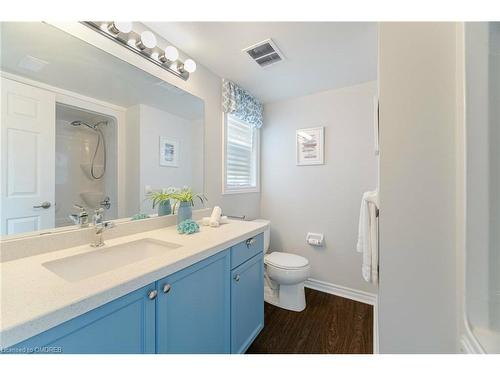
[242,39,285,67]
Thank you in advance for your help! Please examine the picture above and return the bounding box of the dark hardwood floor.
[246,288,373,354]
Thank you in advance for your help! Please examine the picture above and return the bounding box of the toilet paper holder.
[306,232,324,246]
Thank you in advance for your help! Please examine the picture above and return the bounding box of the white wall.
[378,22,459,353]
[133,104,204,214]
[261,81,378,293]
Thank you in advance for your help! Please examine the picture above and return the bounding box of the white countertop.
[0,219,267,349]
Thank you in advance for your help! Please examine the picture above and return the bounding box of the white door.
[1,78,55,235]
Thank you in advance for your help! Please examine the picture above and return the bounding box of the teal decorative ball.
[177,219,200,235]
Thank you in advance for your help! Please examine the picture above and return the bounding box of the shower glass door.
[465,22,500,354]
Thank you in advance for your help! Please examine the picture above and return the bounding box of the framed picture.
[296,126,324,165]
[159,137,179,167]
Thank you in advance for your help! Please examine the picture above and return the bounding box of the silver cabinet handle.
[246,237,256,247]
[147,290,158,300]
[234,274,240,282]
[162,284,171,294]
[33,201,51,209]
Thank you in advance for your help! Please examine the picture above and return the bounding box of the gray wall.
[378,22,458,353]
[261,81,378,293]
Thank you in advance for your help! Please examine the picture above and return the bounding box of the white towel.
[356,190,379,284]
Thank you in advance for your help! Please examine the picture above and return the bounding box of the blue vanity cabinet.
[155,249,231,354]
[8,283,157,354]
[230,252,264,354]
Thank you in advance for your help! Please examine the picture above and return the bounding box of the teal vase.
[177,201,192,224]
[158,200,172,216]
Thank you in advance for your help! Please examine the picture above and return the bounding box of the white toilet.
[255,219,311,312]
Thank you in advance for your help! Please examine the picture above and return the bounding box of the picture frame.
[159,136,179,167]
[296,126,324,166]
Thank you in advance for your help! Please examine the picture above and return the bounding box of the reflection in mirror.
[0,22,205,237]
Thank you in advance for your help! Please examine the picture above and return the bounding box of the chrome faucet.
[69,204,89,227]
[91,208,115,247]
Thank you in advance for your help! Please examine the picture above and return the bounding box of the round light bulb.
[114,21,132,34]
[139,31,156,49]
[183,59,197,73]
[164,46,179,61]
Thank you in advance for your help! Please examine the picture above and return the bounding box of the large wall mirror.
[0,22,205,237]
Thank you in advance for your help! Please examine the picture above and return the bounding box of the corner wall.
[378,22,459,353]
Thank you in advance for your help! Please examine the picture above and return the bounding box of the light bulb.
[127,38,137,47]
[113,21,132,34]
[164,46,179,61]
[137,30,156,49]
[183,59,197,73]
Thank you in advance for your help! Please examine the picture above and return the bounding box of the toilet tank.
[253,219,270,253]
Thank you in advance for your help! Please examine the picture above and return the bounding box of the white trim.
[305,278,379,354]
[221,112,261,195]
[305,278,377,305]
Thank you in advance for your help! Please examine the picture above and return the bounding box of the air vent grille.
[243,39,285,67]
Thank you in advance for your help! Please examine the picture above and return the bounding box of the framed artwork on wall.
[296,126,324,166]
[159,136,179,167]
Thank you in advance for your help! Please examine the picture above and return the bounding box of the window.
[223,114,260,194]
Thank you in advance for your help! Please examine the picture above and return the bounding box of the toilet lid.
[265,252,309,269]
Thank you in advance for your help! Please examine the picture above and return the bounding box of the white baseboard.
[305,278,377,306]
[304,278,379,354]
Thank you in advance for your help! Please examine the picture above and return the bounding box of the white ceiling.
[146,22,378,103]
[1,22,203,120]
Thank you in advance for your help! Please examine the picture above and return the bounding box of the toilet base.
[264,282,306,312]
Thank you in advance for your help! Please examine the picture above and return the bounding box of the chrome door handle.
[246,237,256,247]
[162,284,171,294]
[147,290,158,300]
[33,201,51,209]
[234,274,240,282]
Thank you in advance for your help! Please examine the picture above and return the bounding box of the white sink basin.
[43,238,181,282]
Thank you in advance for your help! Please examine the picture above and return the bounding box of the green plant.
[171,187,207,209]
[146,188,176,209]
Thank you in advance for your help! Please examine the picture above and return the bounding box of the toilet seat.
[265,252,309,270]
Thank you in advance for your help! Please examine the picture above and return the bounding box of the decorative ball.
[177,219,200,235]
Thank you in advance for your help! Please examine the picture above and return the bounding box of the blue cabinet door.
[156,250,231,353]
[8,283,157,354]
[231,253,264,354]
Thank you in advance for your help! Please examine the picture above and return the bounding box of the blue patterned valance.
[222,79,263,128]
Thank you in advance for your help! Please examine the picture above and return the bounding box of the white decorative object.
[159,137,179,167]
[296,126,324,165]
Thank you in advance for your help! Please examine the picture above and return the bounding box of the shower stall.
[465,22,500,353]
[55,104,117,227]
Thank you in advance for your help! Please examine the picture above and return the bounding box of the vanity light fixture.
[82,21,196,81]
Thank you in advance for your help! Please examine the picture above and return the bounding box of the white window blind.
[225,114,258,191]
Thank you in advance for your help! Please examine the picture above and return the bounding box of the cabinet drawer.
[231,233,263,269]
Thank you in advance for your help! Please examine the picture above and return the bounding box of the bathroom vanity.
[0,218,266,354]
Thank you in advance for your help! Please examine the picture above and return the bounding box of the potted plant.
[171,187,207,223]
[146,187,176,216]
